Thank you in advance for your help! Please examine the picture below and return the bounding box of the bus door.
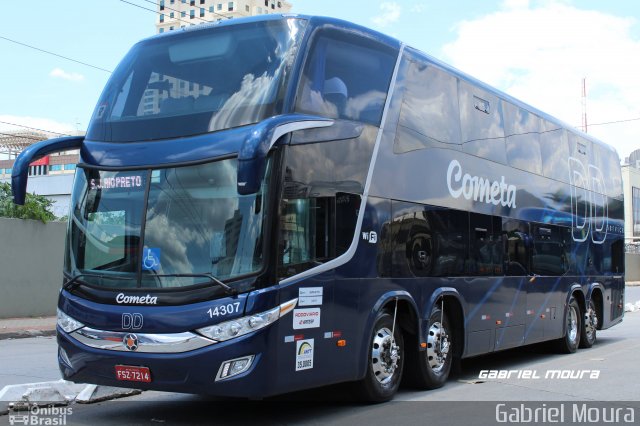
[469,214,525,352]
[526,224,570,343]
[503,219,537,345]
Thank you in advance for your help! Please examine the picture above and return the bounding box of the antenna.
[581,77,588,133]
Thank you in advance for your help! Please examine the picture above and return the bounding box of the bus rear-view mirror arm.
[237,114,333,195]
[11,136,84,205]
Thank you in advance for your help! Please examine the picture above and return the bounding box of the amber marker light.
[279,298,298,316]
[337,340,347,347]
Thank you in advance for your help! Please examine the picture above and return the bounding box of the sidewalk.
[0,316,56,340]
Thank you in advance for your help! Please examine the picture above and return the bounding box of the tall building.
[156,0,292,34]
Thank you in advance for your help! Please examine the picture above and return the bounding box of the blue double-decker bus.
[12,14,624,402]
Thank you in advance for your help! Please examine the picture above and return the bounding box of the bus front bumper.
[57,326,277,398]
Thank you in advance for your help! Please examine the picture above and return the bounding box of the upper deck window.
[503,101,542,175]
[295,28,397,126]
[86,19,307,142]
[395,50,461,153]
[458,81,507,164]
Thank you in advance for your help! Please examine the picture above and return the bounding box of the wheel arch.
[357,291,420,379]
[564,284,586,335]
[424,288,466,360]
[587,283,605,330]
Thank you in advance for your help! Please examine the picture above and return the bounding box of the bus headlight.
[57,308,84,333]
[197,298,297,342]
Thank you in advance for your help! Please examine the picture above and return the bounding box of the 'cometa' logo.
[116,293,158,305]
[447,159,517,208]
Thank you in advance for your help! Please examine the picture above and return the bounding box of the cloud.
[49,68,85,82]
[442,1,640,159]
[502,0,530,10]
[372,2,401,28]
[411,3,425,14]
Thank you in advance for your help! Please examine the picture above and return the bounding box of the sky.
[0,0,639,160]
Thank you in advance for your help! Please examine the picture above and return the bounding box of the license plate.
[115,365,152,383]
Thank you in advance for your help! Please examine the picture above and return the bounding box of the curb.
[0,329,56,340]
[0,380,142,414]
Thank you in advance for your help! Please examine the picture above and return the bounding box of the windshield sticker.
[142,248,161,271]
[90,175,144,191]
[299,287,323,306]
[95,103,107,119]
[293,308,321,329]
[295,339,314,371]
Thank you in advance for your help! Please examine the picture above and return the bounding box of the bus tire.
[357,311,404,402]
[579,299,597,348]
[404,306,452,389]
[556,297,581,353]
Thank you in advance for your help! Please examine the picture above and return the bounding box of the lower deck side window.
[278,193,360,279]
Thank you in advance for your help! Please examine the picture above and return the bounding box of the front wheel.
[404,306,452,389]
[356,311,404,402]
[556,297,581,353]
[579,299,598,348]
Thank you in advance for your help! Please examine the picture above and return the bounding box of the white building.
[0,130,80,218]
[622,154,640,244]
[156,0,292,34]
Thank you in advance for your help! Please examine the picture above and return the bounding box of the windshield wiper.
[64,271,237,296]
[63,272,132,291]
[143,272,237,296]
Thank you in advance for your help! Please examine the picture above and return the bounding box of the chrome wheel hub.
[427,321,450,373]
[371,327,400,384]
[584,306,598,340]
[568,305,579,343]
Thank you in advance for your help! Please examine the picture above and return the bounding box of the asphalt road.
[2,287,640,426]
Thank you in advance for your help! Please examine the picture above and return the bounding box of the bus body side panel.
[360,59,625,358]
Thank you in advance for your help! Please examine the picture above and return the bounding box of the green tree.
[0,182,56,223]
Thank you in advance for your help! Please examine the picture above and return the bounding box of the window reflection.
[295,30,396,126]
[395,52,461,153]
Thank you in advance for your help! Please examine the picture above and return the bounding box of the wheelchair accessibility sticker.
[142,248,161,271]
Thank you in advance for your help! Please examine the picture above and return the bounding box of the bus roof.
[148,13,617,158]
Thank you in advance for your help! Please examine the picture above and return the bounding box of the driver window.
[295,29,397,126]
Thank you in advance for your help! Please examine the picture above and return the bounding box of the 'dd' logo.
[123,333,139,351]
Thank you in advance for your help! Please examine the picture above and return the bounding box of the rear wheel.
[356,311,404,402]
[556,297,581,353]
[579,299,598,348]
[404,306,452,389]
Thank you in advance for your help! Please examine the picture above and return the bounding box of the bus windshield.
[65,158,270,289]
[86,18,306,142]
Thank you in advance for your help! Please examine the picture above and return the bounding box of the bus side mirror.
[11,136,84,205]
[237,114,333,195]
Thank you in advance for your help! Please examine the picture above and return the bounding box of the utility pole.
[581,77,588,133]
